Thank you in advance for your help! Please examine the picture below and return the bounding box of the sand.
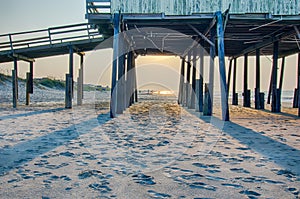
[0,88,299,198]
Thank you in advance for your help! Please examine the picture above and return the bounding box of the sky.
[0,0,298,93]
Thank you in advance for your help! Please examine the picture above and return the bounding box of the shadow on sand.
[0,112,111,175]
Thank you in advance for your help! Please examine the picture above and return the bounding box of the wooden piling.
[198,45,204,112]
[186,53,191,108]
[26,72,30,106]
[255,49,261,109]
[293,53,300,109]
[69,46,74,98]
[190,49,197,109]
[227,59,232,96]
[232,58,238,105]
[243,53,251,107]
[178,58,185,105]
[29,61,33,94]
[12,70,17,108]
[13,58,18,100]
[216,11,229,121]
[271,41,280,112]
[204,28,216,116]
[110,13,120,118]
[65,74,72,109]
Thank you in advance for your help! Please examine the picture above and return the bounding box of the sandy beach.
[0,85,300,198]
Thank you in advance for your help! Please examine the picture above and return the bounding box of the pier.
[0,0,300,120]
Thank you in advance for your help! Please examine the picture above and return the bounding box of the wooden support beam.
[65,74,72,109]
[117,40,125,114]
[190,48,197,109]
[12,70,17,108]
[29,61,33,94]
[13,58,18,100]
[69,46,74,99]
[126,52,133,107]
[231,29,297,59]
[298,53,300,116]
[204,28,216,116]
[110,13,120,118]
[255,49,263,109]
[232,58,238,105]
[26,72,30,106]
[9,53,35,63]
[243,53,251,107]
[227,59,233,96]
[216,11,229,121]
[198,45,204,112]
[178,58,185,105]
[188,24,215,47]
[186,53,192,108]
[279,57,285,91]
[271,41,280,112]
[80,55,84,100]
[133,56,138,103]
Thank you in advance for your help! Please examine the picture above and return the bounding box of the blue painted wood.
[216,11,229,121]
[107,0,300,15]
[110,13,120,118]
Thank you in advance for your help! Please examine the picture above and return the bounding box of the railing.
[0,23,102,52]
[86,0,111,14]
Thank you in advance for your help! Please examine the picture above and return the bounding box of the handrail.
[0,23,103,52]
[86,0,111,15]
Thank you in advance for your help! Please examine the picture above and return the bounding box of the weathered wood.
[133,56,138,103]
[232,58,238,105]
[186,53,191,108]
[69,46,74,98]
[243,53,251,107]
[12,70,17,108]
[112,0,300,15]
[267,67,273,105]
[190,49,197,109]
[204,28,216,116]
[13,58,18,100]
[297,53,300,116]
[65,74,72,109]
[117,42,125,114]
[80,55,84,100]
[216,11,229,121]
[198,45,204,112]
[271,41,280,112]
[29,61,33,94]
[110,13,120,118]
[227,59,233,96]
[293,53,300,109]
[26,72,30,106]
[279,57,285,90]
[178,58,185,105]
[77,69,83,106]
[255,49,261,109]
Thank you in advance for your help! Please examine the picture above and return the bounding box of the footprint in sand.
[147,190,171,198]
[132,173,156,185]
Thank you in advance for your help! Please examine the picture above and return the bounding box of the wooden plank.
[110,13,120,118]
[216,11,229,121]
